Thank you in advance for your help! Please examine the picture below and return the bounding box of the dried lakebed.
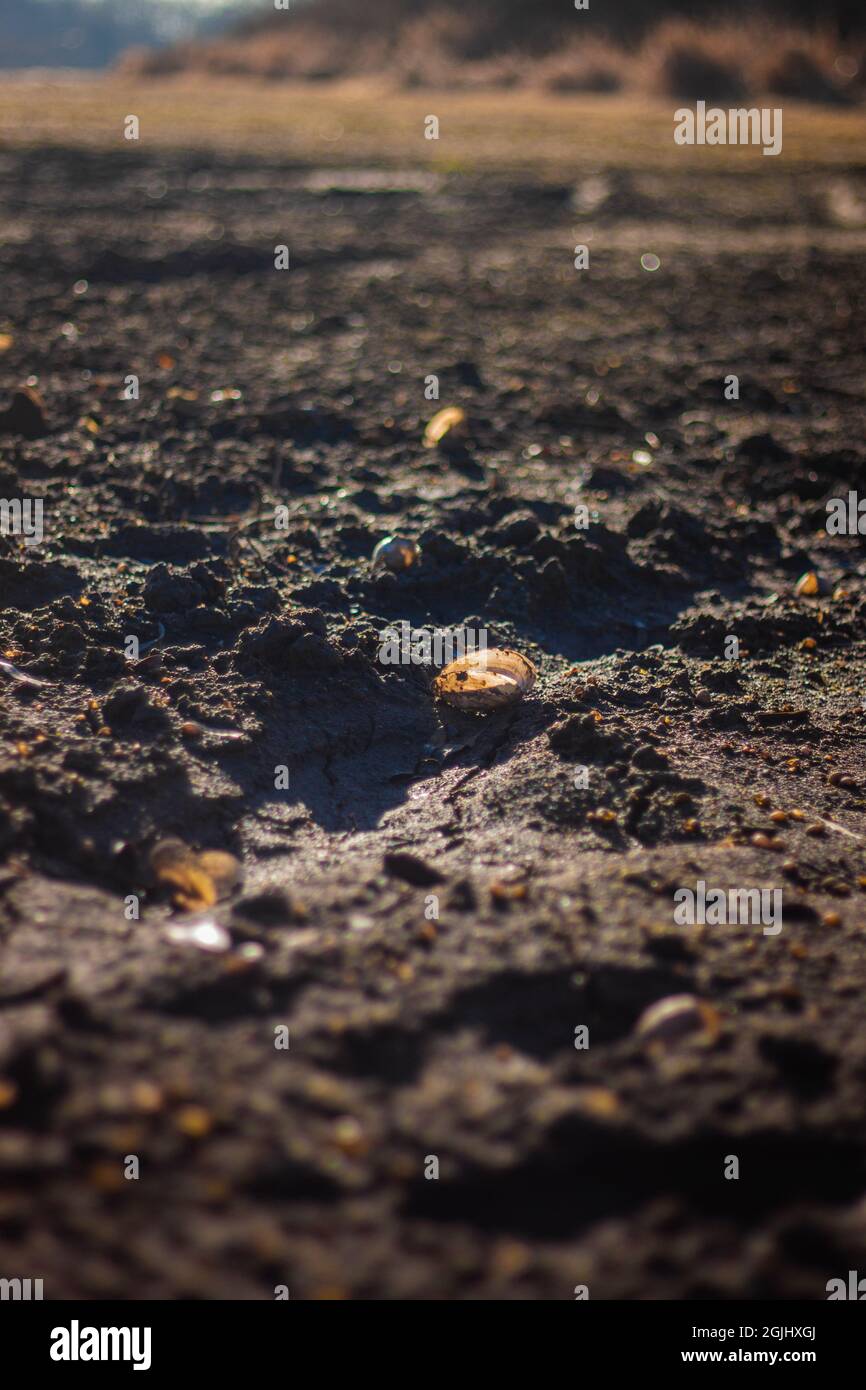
[1,146,866,1298]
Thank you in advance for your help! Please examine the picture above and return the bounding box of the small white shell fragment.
[0,658,50,687]
[434,647,537,713]
[164,918,231,953]
[372,535,420,571]
[635,994,719,1045]
[349,913,375,932]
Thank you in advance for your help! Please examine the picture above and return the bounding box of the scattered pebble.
[175,1105,213,1139]
[332,1116,368,1157]
[349,913,374,932]
[0,385,48,438]
[383,850,442,886]
[575,1086,621,1118]
[752,832,782,850]
[131,1082,163,1113]
[490,880,527,903]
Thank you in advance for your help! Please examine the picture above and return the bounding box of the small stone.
[490,1239,531,1279]
[0,386,48,439]
[131,1082,163,1113]
[349,913,375,932]
[235,942,264,963]
[383,851,443,887]
[332,1116,368,1158]
[490,880,527,903]
[751,832,781,850]
[175,1105,213,1138]
[575,1086,621,1118]
[88,1161,124,1193]
[233,888,299,925]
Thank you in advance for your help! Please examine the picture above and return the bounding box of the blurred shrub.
[118,2,863,105]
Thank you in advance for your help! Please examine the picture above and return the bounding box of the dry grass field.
[1,75,866,169]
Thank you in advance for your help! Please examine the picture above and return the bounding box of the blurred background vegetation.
[125,0,866,102]
[1,0,864,104]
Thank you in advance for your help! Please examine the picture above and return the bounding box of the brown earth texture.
[1,85,866,1299]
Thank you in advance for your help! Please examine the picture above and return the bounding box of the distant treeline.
[241,0,866,45]
[122,0,866,96]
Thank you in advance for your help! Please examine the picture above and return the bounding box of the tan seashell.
[635,994,720,1046]
[795,571,820,597]
[372,535,420,571]
[434,647,537,713]
[423,406,467,449]
[149,839,242,912]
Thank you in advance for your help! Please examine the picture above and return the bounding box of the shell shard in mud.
[795,570,820,597]
[149,839,242,912]
[423,406,467,449]
[636,994,720,1046]
[434,647,536,713]
[0,658,50,687]
[372,535,420,571]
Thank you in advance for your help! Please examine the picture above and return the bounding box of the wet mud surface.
[1,146,866,1298]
